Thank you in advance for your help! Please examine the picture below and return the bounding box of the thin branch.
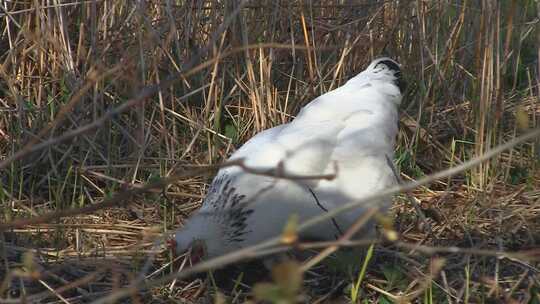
[3,128,539,234]
[393,241,538,260]
[0,43,337,171]
[386,154,431,232]
[0,157,335,231]
[0,164,218,231]
[300,208,379,272]
[296,127,540,235]
[88,128,540,304]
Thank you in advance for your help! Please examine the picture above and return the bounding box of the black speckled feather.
[203,172,254,243]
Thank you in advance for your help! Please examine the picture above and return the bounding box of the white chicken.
[172,57,403,261]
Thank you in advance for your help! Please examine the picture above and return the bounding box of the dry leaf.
[280,214,299,245]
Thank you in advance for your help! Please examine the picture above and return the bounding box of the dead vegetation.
[1,0,539,303]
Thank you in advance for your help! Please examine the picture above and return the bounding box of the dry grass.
[1,0,540,303]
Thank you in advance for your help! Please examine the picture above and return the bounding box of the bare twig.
[300,208,379,271]
[394,242,539,261]
[296,128,540,235]
[386,154,431,233]
[0,43,337,171]
[0,157,335,231]
[2,128,539,234]
[88,128,540,304]
[0,164,218,231]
